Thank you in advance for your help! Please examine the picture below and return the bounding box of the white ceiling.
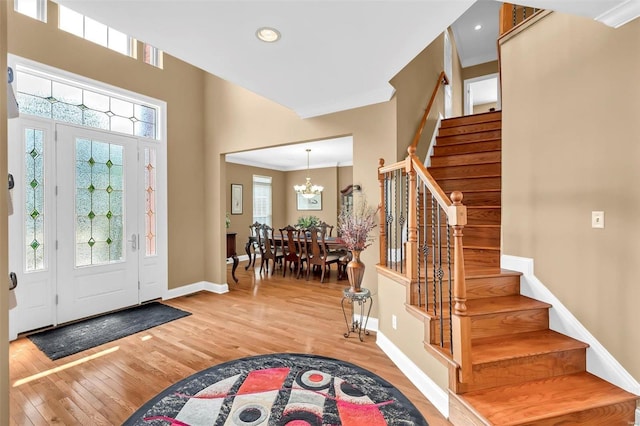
[225,136,353,172]
[451,0,503,68]
[52,1,639,119]
[52,0,639,170]
[53,0,474,118]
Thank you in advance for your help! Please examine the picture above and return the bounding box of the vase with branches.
[338,197,378,292]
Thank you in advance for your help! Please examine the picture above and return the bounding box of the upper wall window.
[14,0,47,22]
[15,67,160,140]
[143,43,164,69]
[58,6,135,58]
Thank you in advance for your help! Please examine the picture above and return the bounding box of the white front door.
[55,125,139,324]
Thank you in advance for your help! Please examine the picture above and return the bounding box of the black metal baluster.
[512,4,517,27]
[431,195,437,317]
[384,173,390,268]
[416,181,422,308]
[446,215,453,354]
[437,205,444,348]
[394,170,399,271]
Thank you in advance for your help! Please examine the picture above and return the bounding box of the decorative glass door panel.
[75,138,124,266]
[56,124,138,325]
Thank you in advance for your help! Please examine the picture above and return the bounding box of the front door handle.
[128,234,138,251]
[9,272,17,290]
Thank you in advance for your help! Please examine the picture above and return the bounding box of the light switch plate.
[592,211,604,229]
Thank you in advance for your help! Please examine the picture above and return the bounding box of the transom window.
[15,67,159,140]
[58,5,135,57]
[143,43,164,69]
[14,0,47,22]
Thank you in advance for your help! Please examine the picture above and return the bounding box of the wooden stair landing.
[411,111,639,424]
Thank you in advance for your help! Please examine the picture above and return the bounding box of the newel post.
[448,191,472,383]
[378,158,387,266]
[405,147,418,282]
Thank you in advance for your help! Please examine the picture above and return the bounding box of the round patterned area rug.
[123,353,429,425]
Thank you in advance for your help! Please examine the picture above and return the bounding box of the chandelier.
[294,149,324,199]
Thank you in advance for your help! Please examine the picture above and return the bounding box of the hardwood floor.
[9,262,451,425]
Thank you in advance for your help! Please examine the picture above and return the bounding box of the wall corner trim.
[501,254,640,396]
[376,331,449,418]
[163,281,229,300]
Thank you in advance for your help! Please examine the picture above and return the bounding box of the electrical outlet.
[592,211,605,229]
[392,314,397,330]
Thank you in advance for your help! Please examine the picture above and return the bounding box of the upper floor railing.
[499,3,544,35]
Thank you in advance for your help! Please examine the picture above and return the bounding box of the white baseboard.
[351,314,378,333]
[163,280,229,300]
[227,253,252,264]
[376,331,449,418]
[502,255,640,396]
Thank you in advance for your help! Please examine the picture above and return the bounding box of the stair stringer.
[501,254,640,398]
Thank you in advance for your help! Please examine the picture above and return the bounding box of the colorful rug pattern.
[123,353,428,425]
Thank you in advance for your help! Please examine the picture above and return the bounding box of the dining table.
[244,234,347,271]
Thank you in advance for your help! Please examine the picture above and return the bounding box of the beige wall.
[7,2,207,289]
[204,73,397,314]
[501,13,640,380]
[390,29,462,162]
[225,163,286,243]
[461,60,499,81]
[286,167,338,227]
[1,2,10,422]
[378,275,449,390]
[391,34,445,161]
[473,102,498,114]
[338,166,353,197]
[225,163,350,246]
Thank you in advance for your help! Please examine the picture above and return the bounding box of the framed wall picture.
[231,184,243,214]
[297,193,322,211]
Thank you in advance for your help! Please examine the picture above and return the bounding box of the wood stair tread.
[465,295,551,316]
[415,295,548,319]
[440,111,501,128]
[471,329,588,365]
[460,372,639,425]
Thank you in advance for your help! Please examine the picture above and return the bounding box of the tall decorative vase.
[346,250,365,293]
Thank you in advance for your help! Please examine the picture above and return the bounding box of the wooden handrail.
[409,71,449,150]
[378,160,406,174]
[409,147,451,210]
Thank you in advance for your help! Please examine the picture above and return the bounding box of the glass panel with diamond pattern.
[144,147,157,256]
[25,128,46,272]
[75,138,124,266]
[16,69,158,140]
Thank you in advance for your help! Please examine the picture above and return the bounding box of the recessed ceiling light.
[474,24,482,31]
[256,27,281,43]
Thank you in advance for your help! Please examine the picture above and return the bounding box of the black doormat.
[28,302,191,361]
[123,353,428,425]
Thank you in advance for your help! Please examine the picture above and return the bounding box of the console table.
[226,232,239,283]
[341,287,372,341]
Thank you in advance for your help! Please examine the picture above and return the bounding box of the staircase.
[415,111,639,425]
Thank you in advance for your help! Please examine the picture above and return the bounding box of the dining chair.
[248,221,262,269]
[304,226,339,283]
[318,221,334,237]
[279,225,306,278]
[259,224,283,275]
